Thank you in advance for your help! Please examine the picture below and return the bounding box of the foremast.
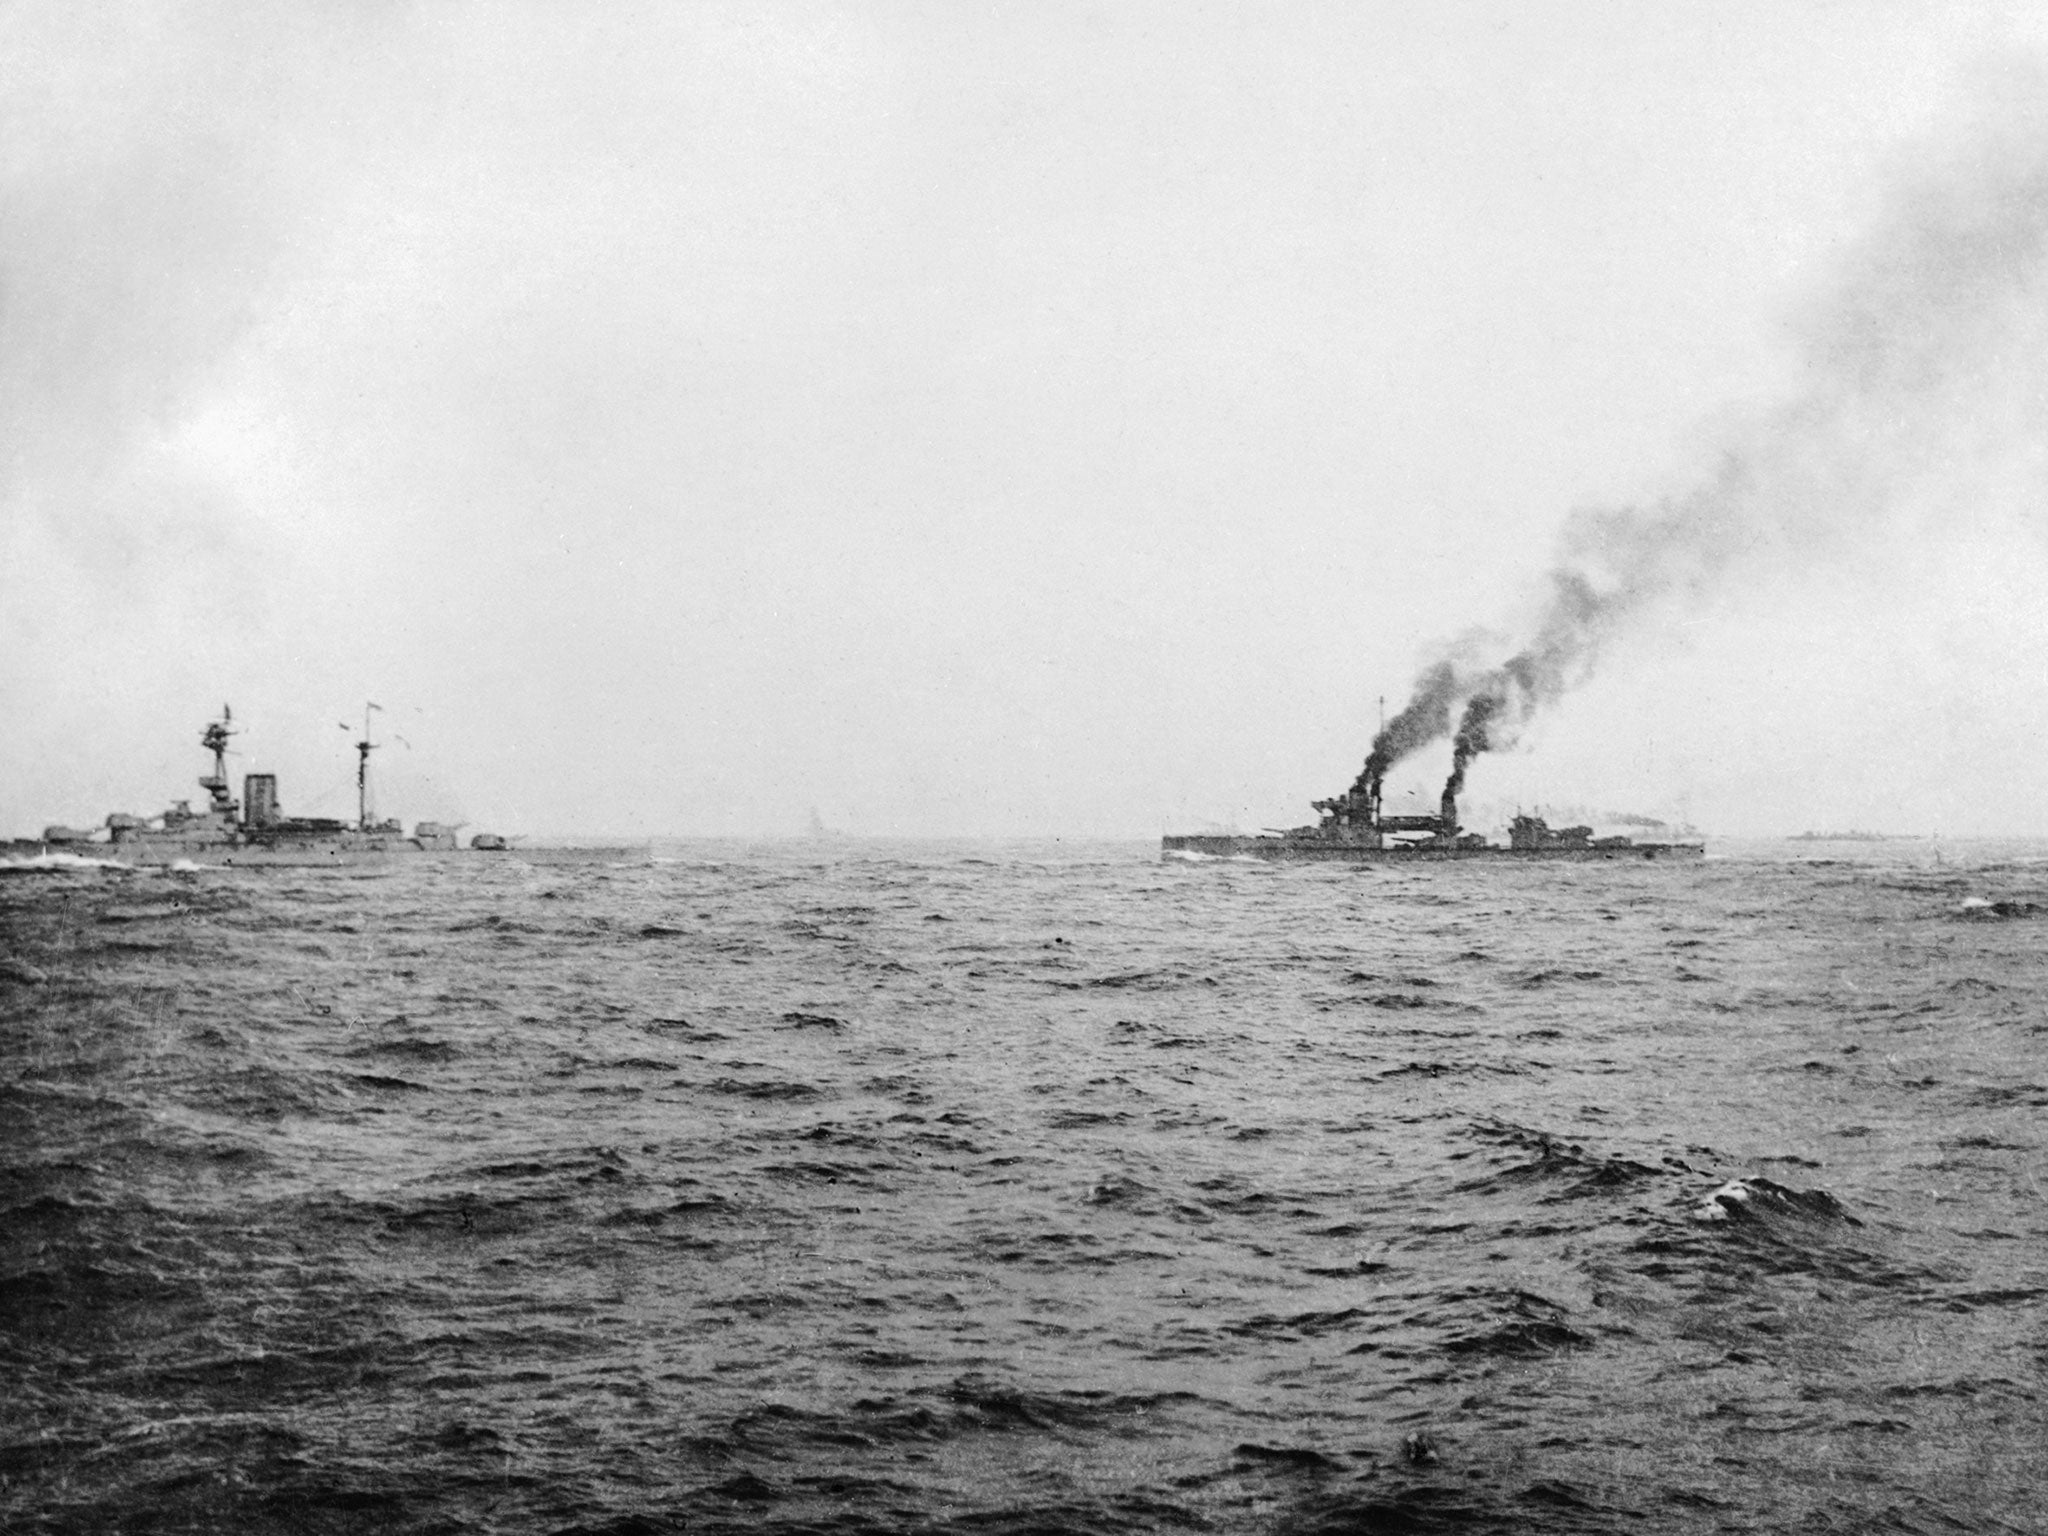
[353,702,382,833]
[198,706,239,821]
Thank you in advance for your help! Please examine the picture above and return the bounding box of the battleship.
[6,707,648,869]
[1163,755,1704,863]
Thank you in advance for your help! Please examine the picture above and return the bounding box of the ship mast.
[355,702,381,831]
[199,705,238,817]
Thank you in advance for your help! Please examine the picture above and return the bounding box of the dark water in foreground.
[3,840,2045,1534]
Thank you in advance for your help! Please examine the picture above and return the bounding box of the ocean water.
[3,840,2045,1534]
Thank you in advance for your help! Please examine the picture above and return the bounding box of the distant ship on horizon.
[8,706,647,868]
[1163,750,1704,864]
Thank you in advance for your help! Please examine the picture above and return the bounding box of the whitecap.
[1692,1179,1750,1221]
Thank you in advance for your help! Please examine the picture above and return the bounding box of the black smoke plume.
[1352,69,2048,805]
[1348,660,1460,796]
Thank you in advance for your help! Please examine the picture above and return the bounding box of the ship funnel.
[243,774,281,828]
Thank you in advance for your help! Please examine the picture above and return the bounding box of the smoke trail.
[1346,660,1460,797]
[1357,69,2048,802]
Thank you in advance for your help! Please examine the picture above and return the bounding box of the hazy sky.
[8,2,2048,838]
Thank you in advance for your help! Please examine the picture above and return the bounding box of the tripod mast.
[355,703,381,831]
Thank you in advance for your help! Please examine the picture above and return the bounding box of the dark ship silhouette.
[1163,749,1703,863]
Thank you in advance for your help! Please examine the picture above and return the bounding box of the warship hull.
[1162,834,1704,863]
[5,837,648,869]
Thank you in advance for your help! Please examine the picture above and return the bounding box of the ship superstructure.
[10,707,642,867]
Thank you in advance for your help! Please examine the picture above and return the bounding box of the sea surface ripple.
[4,840,2046,1534]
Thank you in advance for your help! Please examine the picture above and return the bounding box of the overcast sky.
[7,2,2048,838]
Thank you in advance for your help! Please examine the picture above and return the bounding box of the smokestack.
[243,773,280,828]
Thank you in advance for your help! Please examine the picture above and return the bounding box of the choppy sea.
[3,840,2045,1534]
